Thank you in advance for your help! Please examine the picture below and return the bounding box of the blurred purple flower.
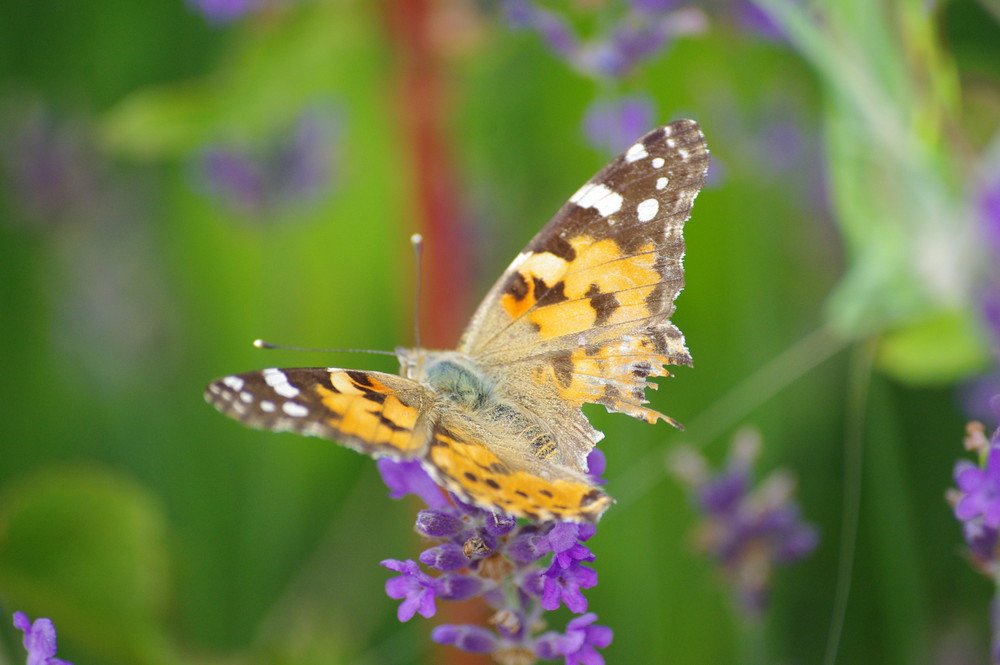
[737,1,788,41]
[950,417,1000,573]
[583,95,656,156]
[2,111,101,228]
[13,612,73,665]
[188,0,261,24]
[954,450,1000,528]
[979,172,1000,260]
[501,0,706,80]
[672,430,819,614]
[198,106,340,216]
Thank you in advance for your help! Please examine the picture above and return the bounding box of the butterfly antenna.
[411,233,424,350]
[252,339,397,357]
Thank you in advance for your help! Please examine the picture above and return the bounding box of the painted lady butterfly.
[205,119,709,522]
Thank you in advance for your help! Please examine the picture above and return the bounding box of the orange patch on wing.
[315,377,422,454]
[543,342,678,425]
[500,252,570,321]
[428,431,610,522]
[525,236,662,338]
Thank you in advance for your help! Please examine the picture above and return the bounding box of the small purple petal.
[381,559,439,622]
[437,573,483,601]
[697,466,749,515]
[535,612,613,663]
[586,448,608,485]
[483,511,518,536]
[420,543,469,571]
[377,459,449,508]
[539,561,598,613]
[415,509,466,538]
[13,613,72,665]
[431,624,497,653]
[965,518,1000,562]
[507,531,545,563]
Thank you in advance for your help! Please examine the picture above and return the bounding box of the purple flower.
[585,448,608,485]
[415,509,467,538]
[432,624,498,653]
[979,172,1000,260]
[378,452,612,662]
[201,149,266,212]
[376,458,450,509]
[737,1,789,41]
[381,559,440,621]
[420,542,469,571]
[583,96,656,157]
[187,0,261,24]
[671,432,819,614]
[531,559,599,613]
[2,111,101,228]
[13,613,73,665]
[535,613,613,665]
[501,0,705,80]
[503,0,578,56]
[954,449,1000,528]
[197,106,339,216]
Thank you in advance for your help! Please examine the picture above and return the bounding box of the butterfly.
[205,119,709,523]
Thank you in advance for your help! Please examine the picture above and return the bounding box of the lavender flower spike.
[13,612,73,665]
[671,429,819,615]
[378,454,613,663]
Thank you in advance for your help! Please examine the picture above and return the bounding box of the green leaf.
[875,309,992,385]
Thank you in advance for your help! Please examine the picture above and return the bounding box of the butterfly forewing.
[205,368,433,458]
[457,120,709,425]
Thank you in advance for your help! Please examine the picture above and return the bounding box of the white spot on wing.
[260,400,276,412]
[282,401,309,417]
[508,251,532,272]
[575,183,623,217]
[570,182,594,204]
[652,157,665,168]
[263,368,300,398]
[656,177,669,190]
[625,142,648,163]
[239,391,253,403]
[223,376,245,391]
[637,198,659,222]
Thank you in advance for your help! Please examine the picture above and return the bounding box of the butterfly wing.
[423,415,611,522]
[459,121,708,440]
[205,367,435,458]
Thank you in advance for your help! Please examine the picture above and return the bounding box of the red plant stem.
[385,0,472,351]
[384,2,490,664]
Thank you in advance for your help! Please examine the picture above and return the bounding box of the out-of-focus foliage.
[0,0,998,664]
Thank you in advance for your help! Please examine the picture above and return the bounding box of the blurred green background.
[1,0,999,663]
